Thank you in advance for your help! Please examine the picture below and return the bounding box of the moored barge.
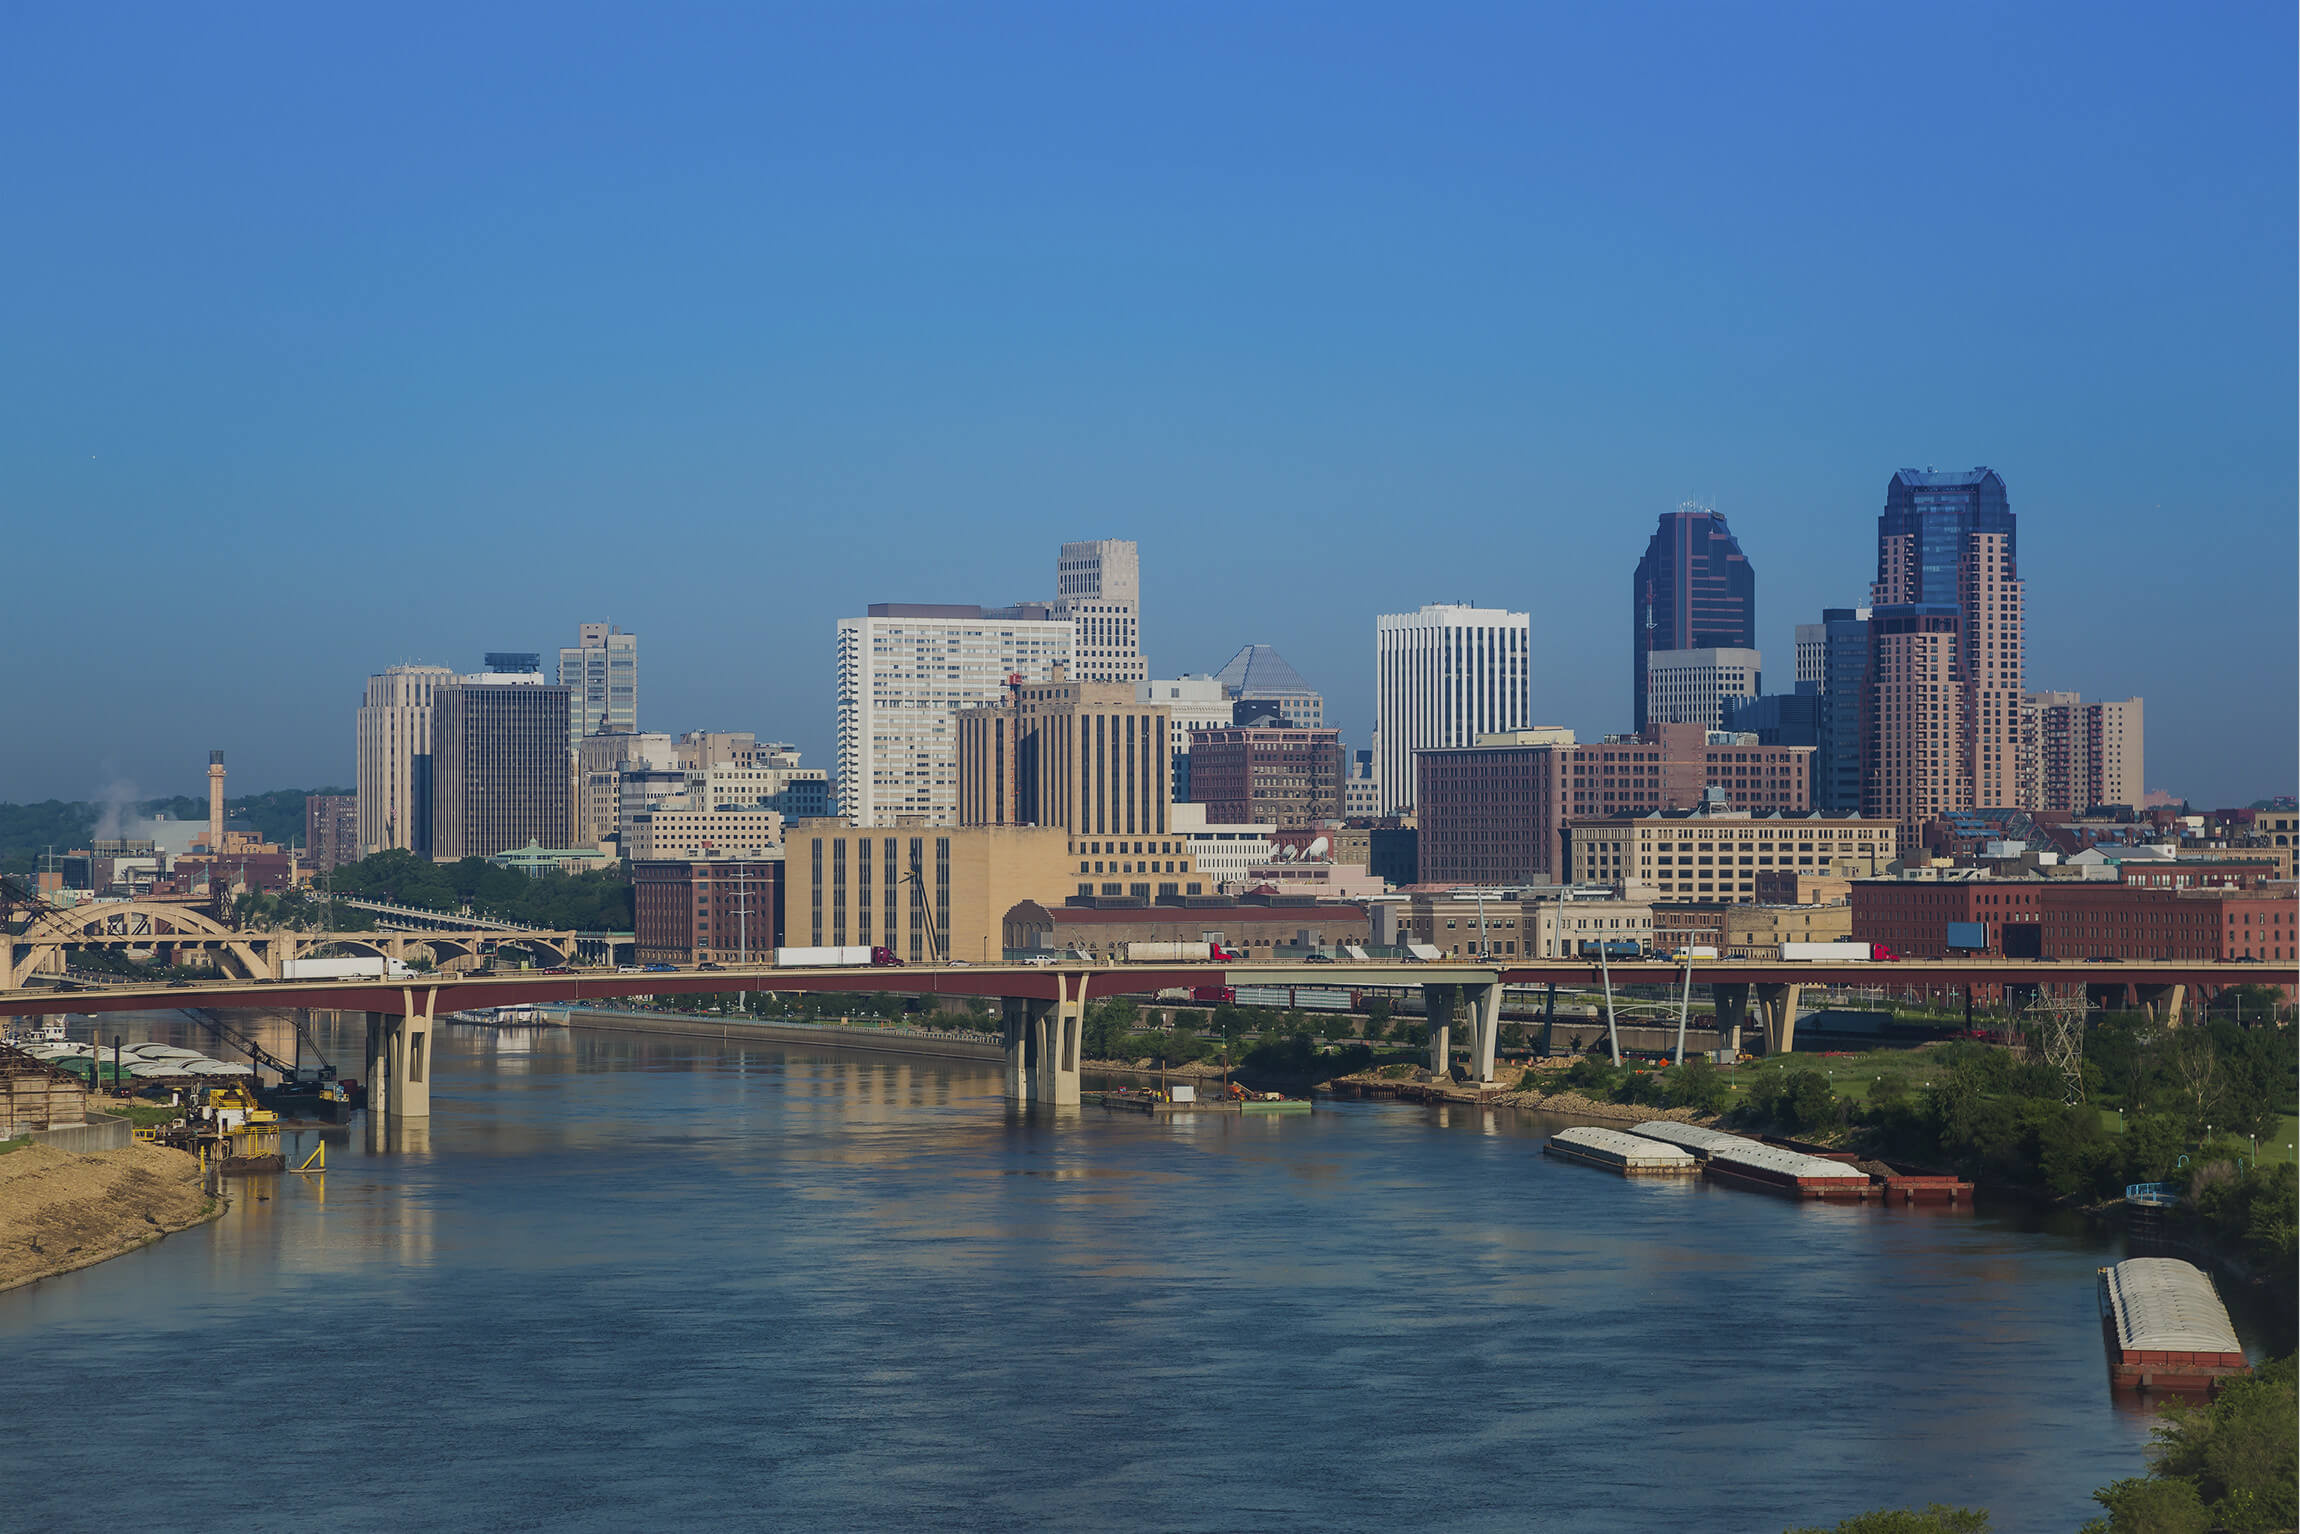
[2097,1258,2250,1394]
[1543,1126,1698,1176]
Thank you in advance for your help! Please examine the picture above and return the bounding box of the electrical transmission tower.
[2027,992,2088,1104]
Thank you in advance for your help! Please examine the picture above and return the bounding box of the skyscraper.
[836,604,1072,827]
[1862,468,2024,829]
[559,622,638,744]
[429,674,573,860]
[355,663,456,856]
[1813,607,1871,812]
[1374,603,1531,815]
[2019,693,2143,812]
[1053,539,1144,683]
[1643,647,1763,731]
[1631,504,1756,732]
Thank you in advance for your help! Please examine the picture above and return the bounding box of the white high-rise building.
[1644,647,1764,731]
[1054,539,1144,683]
[836,604,1072,827]
[355,663,457,856]
[559,622,638,744]
[1374,604,1531,815]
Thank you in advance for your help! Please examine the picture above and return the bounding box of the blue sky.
[5,3,2292,807]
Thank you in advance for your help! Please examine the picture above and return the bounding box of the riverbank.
[0,1142,218,1292]
[1325,1067,1714,1126]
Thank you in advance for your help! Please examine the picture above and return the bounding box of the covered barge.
[1543,1126,1698,1177]
[2097,1258,2250,1394]
[1702,1140,1874,1199]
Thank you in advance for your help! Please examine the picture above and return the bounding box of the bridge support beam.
[365,1010,391,1119]
[2136,983,2186,1025]
[383,987,438,1119]
[1712,983,1749,1056]
[1001,996,1040,1103]
[1464,982,1503,1084]
[1421,983,1456,1077]
[1755,983,1803,1057]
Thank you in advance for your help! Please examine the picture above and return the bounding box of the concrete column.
[1421,983,1456,1076]
[1466,983,1503,1083]
[388,987,436,1119]
[365,1010,390,1119]
[1755,983,1804,1056]
[1031,975,1084,1107]
[1712,983,1749,1055]
[2135,984,2187,1025]
[1001,997,1042,1102]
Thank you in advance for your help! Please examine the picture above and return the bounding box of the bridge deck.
[0,956,2261,1018]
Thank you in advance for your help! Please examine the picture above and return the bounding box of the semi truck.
[281,956,412,981]
[773,946,904,967]
[1780,941,1899,962]
[1116,941,1239,962]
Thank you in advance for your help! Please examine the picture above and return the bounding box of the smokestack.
[207,751,226,850]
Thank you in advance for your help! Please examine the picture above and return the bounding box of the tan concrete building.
[787,821,1076,965]
[957,672,1176,837]
[429,676,572,862]
[2019,692,2144,812]
[1371,891,1655,959]
[627,806,784,862]
[1564,803,1898,904]
[1004,896,1369,961]
[356,663,456,855]
[1719,903,1854,958]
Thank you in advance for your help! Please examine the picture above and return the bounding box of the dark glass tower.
[1631,505,1756,731]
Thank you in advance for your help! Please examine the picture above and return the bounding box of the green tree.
[2078,1476,2208,1534]
[1362,997,1393,1040]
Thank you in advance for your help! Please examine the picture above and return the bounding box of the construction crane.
[900,862,946,965]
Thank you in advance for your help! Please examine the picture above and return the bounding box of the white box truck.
[773,946,899,967]
[1117,941,1219,962]
[1780,942,1874,962]
[282,956,411,981]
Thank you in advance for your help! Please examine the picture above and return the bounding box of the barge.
[1623,1122,1971,1203]
[1701,1140,1875,1199]
[2098,1258,2250,1394]
[1543,1126,1698,1177]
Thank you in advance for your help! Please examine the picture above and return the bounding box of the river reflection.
[0,1011,2227,1532]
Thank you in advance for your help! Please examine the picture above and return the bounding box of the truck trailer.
[773,946,903,967]
[1780,941,1898,962]
[281,956,411,981]
[1116,941,1233,962]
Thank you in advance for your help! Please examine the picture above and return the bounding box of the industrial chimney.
[207,751,226,850]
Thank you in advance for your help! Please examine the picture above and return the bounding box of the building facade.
[631,859,785,966]
[1851,880,2294,963]
[1563,806,1898,903]
[627,806,784,862]
[836,604,1073,826]
[1004,896,1369,961]
[558,622,638,745]
[1213,645,1325,729]
[2019,692,2144,813]
[1187,725,1343,827]
[1864,468,2025,830]
[1374,603,1531,815]
[956,674,1176,840]
[1633,504,1756,733]
[1053,539,1144,683]
[787,822,1075,965]
[428,676,572,861]
[1415,724,1815,887]
[303,794,360,875]
[1644,647,1763,730]
[1814,606,1872,813]
[355,663,456,856]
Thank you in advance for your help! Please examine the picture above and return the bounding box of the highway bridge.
[0,955,2267,1120]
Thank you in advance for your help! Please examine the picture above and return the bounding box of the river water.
[0,1011,2240,1533]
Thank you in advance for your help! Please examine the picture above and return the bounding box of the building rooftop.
[1215,644,1318,697]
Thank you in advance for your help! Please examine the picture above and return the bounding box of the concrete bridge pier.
[1755,983,1803,1057]
[1421,983,1456,1077]
[1001,996,1040,1102]
[1712,983,1750,1055]
[2136,983,2187,1025]
[1010,974,1086,1107]
[365,1011,391,1119]
[1464,983,1504,1083]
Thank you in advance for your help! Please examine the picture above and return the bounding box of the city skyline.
[4,8,2292,808]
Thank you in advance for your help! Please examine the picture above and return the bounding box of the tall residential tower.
[559,622,638,744]
[1862,468,2024,829]
[1632,505,1756,733]
[356,663,456,856]
[1053,539,1144,683]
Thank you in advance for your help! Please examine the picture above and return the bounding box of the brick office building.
[1851,881,2296,963]
[1188,725,1344,827]
[632,859,786,966]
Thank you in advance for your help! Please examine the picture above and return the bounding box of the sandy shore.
[0,1142,219,1293]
